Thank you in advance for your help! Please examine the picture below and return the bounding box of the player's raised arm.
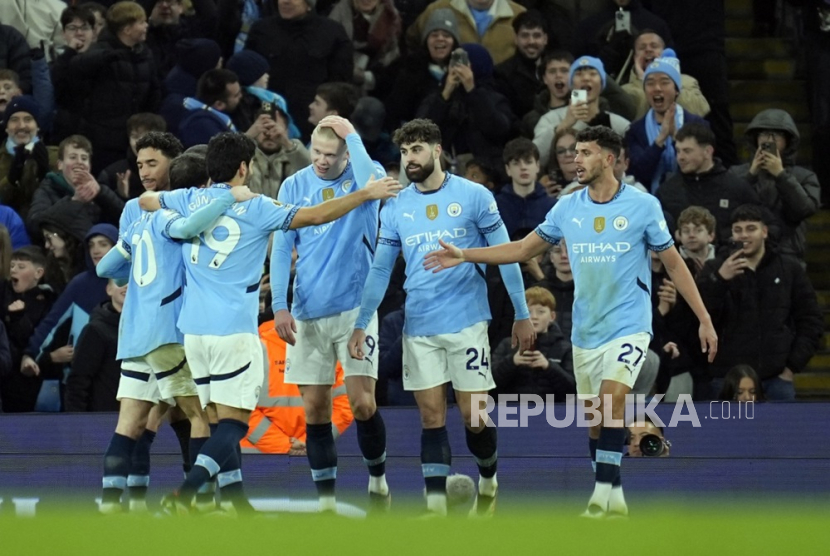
[319,115,384,187]
[289,175,401,229]
[657,245,718,362]
[424,231,550,272]
[138,191,162,212]
[165,187,258,239]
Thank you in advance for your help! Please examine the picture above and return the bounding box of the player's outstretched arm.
[96,241,131,280]
[270,230,297,345]
[166,187,257,239]
[348,242,399,360]
[657,245,718,362]
[289,175,401,229]
[424,231,550,272]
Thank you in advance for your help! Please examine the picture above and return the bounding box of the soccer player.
[347,119,535,517]
[424,125,718,518]
[270,115,389,512]
[141,132,400,514]
[96,178,255,514]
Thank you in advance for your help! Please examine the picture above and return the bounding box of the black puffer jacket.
[656,161,761,246]
[65,301,121,412]
[69,32,160,167]
[696,249,824,380]
[0,23,31,92]
[492,323,575,398]
[245,12,353,139]
[728,109,821,260]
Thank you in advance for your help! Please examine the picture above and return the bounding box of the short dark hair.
[730,204,767,226]
[127,112,166,134]
[135,132,183,161]
[675,122,716,148]
[512,9,547,34]
[575,126,622,159]
[392,118,441,147]
[169,153,208,190]
[58,135,93,159]
[11,245,47,268]
[315,82,360,118]
[61,6,96,29]
[502,137,540,164]
[206,132,255,183]
[541,49,574,70]
[196,69,239,107]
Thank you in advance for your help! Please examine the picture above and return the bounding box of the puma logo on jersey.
[303,196,312,204]
[572,217,584,228]
[402,212,415,221]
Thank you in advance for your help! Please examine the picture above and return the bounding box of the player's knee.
[115,419,146,440]
[349,395,376,421]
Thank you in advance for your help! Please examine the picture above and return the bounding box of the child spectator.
[0,246,57,412]
[496,137,555,237]
[491,286,574,398]
[718,364,764,402]
[675,206,716,275]
[65,279,126,412]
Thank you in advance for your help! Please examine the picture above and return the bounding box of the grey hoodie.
[729,108,821,260]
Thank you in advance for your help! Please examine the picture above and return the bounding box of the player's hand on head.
[423,239,464,272]
[348,329,367,360]
[319,115,356,138]
[512,318,536,352]
[364,174,402,200]
[274,309,297,345]
[231,185,258,202]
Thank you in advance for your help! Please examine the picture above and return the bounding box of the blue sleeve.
[164,191,235,239]
[269,231,294,313]
[485,224,530,320]
[345,133,385,187]
[3,209,30,248]
[270,182,298,313]
[96,241,131,280]
[355,242,400,329]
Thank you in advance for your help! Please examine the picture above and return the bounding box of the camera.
[639,434,671,457]
[760,141,777,156]
[450,49,469,67]
[571,89,587,105]
[727,239,745,257]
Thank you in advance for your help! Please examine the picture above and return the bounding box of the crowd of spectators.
[0,0,825,412]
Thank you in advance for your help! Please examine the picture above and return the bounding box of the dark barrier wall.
[1,403,829,511]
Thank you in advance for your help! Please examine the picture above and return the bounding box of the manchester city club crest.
[342,179,352,192]
[447,202,462,217]
[613,216,628,231]
[594,216,605,233]
[427,204,439,220]
[322,188,335,201]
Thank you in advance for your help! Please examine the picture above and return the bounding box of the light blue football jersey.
[161,185,299,335]
[116,209,188,359]
[274,160,383,320]
[379,174,503,336]
[535,183,673,349]
[119,198,141,239]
